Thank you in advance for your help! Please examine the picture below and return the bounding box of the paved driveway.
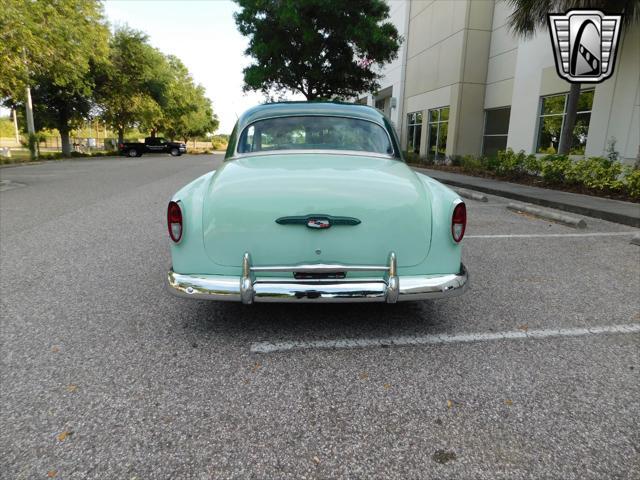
[1,154,639,479]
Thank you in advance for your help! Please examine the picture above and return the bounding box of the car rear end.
[165,104,468,303]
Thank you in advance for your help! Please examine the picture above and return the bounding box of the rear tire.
[128,148,138,158]
[170,147,180,157]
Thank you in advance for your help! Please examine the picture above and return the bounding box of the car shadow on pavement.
[174,300,452,346]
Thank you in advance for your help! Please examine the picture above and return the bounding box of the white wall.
[506,32,556,153]
[358,0,409,133]
[484,1,517,109]
[585,23,639,162]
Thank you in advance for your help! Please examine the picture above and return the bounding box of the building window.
[536,90,594,155]
[427,106,449,161]
[407,112,422,154]
[482,107,511,157]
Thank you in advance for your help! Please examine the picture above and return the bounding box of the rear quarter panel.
[169,170,236,275]
[400,172,464,276]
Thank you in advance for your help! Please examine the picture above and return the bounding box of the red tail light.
[118,143,124,149]
[451,202,466,243]
[167,201,183,243]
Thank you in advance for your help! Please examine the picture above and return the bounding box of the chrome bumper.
[167,252,468,304]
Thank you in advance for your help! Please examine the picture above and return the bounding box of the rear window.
[237,116,393,156]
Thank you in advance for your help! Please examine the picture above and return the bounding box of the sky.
[103,0,299,134]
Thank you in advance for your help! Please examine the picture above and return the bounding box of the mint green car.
[167,102,468,303]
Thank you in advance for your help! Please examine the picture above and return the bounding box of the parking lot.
[1,154,639,479]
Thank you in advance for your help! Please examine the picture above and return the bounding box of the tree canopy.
[507,0,640,36]
[234,0,401,100]
[0,0,109,100]
[94,27,169,143]
[94,29,218,144]
[1,4,218,153]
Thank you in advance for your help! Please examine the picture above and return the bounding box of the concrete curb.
[507,202,587,229]
[631,234,640,246]
[456,188,488,202]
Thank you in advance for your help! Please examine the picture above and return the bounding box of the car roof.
[235,102,387,131]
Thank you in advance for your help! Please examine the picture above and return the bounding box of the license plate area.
[293,272,346,280]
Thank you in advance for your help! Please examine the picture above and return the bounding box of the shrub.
[605,137,619,163]
[623,168,640,199]
[568,157,623,191]
[487,148,537,177]
[460,154,484,174]
[539,154,573,184]
[522,154,541,175]
[482,154,501,173]
[449,155,462,167]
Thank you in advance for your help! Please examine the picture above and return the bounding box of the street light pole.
[12,108,19,143]
[25,86,35,135]
[25,85,38,160]
[22,46,37,159]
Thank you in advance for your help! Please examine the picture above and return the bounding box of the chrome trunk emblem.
[276,214,361,229]
[307,218,331,229]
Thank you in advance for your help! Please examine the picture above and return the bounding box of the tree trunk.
[150,128,157,138]
[558,83,580,155]
[117,127,124,145]
[60,127,71,157]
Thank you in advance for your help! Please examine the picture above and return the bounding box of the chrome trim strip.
[250,264,389,273]
[276,214,361,227]
[228,149,395,161]
[167,264,468,303]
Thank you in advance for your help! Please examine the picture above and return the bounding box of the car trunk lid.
[202,154,431,269]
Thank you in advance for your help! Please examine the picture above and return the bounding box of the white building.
[357,1,411,132]
[368,0,639,164]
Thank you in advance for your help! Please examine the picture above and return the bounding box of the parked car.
[119,137,187,157]
[166,102,468,303]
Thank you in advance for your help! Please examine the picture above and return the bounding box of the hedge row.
[410,149,640,200]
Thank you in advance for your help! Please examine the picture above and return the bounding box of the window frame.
[482,107,511,156]
[534,89,594,155]
[233,114,399,159]
[426,106,450,161]
[406,111,423,155]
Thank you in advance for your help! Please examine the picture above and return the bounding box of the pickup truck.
[119,137,187,157]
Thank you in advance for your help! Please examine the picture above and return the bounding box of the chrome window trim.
[228,149,396,161]
[232,114,397,159]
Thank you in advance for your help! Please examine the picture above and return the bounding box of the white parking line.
[466,232,638,239]
[250,323,640,354]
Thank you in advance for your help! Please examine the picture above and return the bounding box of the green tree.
[1,0,109,157]
[154,57,219,141]
[95,27,168,144]
[29,73,95,155]
[0,0,107,99]
[233,0,401,100]
[507,0,639,155]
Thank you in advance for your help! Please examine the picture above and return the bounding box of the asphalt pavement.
[1,154,639,479]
